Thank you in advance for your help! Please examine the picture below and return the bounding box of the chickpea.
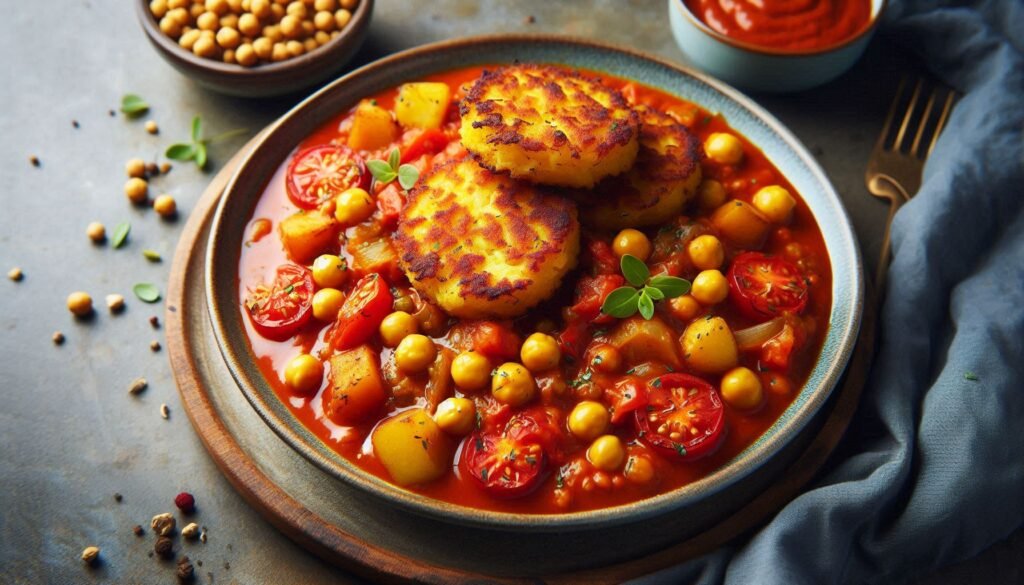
[284,353,324,394]
[519,332,560,373]
[193,35,218,58]
[167,6,190,25]
[611,228,651,261]
[687,234,724,271]
[150,0,169,18]
[624,455,655,484]
[433,397,477,436]
[589,343,622,374]
[87,222,106,243]
[333,187,374,227]
[236,43,258,66]
[568,401,609,441]
[303,38,318,53]
[313,0,336,10]
[253,37,273,59]
[125,178,148,204]
[452,351,491,392]
[145,120,159,135]
[311,254,348,288]
[280,14,301,38]
[67,292,93,317]
[690,269,728,305]
[720,366,764,410]
[216,27,241,49]
[153,194,177,218]
[334,8,351,28]
[271,41,289,62]
[491,363,536,407]
[763,371,792,395]
[587,435,626,472]
[250,0,271,18]
[179,28,202,50]
[286,40,305,57]
[167,0,188,8]
[667,294,702,321]
[190,2,207,18]
[697,179,727,210]
[752,185,796,224]
[238,13,260,37]
[125,158,147,178]
[286,1,307,17]
[312,10,335,31]
[704,132,744,165]
[270,3,285,19]
[219,13,239,29]
[340,0,357,8]
[263,24,283,42]
[159,15,183,37]
[205,0,230,15]
[395,334,437,374]
[314,30,330,45]
[312,288,345,321]
[228,0,243,11]
[221,49,236,64]
[379,311,417,347]
[196,11,219,30]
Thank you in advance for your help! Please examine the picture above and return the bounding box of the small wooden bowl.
[135,0,374,98]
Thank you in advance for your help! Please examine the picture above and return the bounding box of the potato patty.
[576,105,703,231]
[395,156,580,319]
[459,65,640,188]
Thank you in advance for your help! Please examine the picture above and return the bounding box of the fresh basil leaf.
[195,142,208,169]
[648,275,691,298]
[397,164,419,190]
[643,285,664,301]
[620,254,650,288]
[111,222,130,249]
[165,143,196,161]
[601,286,640,318]
[133,283,161,303]
[120,94,149,117]
[637,291,655,320]
[191,115,202,142]
[387,148,400,170]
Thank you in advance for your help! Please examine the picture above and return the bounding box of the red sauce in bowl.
[684,0,873,52]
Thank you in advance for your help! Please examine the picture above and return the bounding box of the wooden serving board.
[165,137,875,584]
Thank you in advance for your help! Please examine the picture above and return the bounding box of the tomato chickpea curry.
[238,65,831,513]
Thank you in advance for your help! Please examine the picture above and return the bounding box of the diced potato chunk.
[710,200,769,249]
[607,316,682,370]
[324,345,387,425]
[279,210,339,264]
[371,408,452,486]
[348,237,402,282]
[680,316,739,374]
[395,82,452,130]
[347,101,399,151]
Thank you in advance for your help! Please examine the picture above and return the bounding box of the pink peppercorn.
[174,492,196,514]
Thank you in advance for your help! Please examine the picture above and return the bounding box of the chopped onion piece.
[734,317,784,351]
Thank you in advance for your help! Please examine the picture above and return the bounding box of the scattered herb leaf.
[121,94,149,117]
[111,222,131,249]
[620,254,650,287]
[133,283,161,303]
[964,372,979,381]
[165,115,246,169]
[602,287,640,319]
[600,254,691,320]
[142,249,162,262]
[368,148,420,190]
[637,291,655,319]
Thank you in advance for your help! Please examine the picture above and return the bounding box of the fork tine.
[927,88,956,157]
[910,87,938,157]
[874,76,908,151]
[894,78,924,152]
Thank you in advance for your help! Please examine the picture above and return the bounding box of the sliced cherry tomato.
[635,373,725,462]
[727,252,809,320]
[244,264,315,341]
[471,322,521,362]
[400,128,451,163]
[286,144,369,210]
[506,407,565,462]
[463,428,548,499]
[570,274,625,321]
[325,273,393,352]
[605,377,648,425]
[376,183,405,230]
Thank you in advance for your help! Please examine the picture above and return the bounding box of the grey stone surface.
[0,0,1018,583]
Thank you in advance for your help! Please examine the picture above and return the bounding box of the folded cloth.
[637,1,1024,583]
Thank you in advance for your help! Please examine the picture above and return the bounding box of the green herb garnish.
[165,115,247,169]
[133,283,161,303]
[111,222,131,249]
[367,148,419,190]
[120,94,149,118]
[600,254,690,320]
[964,372,979,381]
[142,249,161,262]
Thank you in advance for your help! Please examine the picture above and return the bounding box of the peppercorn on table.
[1,1,1021,583]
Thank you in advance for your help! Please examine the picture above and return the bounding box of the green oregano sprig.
[601,254,690,320]
[165,115,247,169]
[367,148,419,190]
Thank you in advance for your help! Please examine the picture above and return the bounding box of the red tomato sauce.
[684,0,873,51]
[236,65,832,514]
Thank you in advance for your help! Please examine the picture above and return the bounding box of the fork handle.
[873,177,907,302]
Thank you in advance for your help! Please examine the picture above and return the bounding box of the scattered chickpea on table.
[150,0,360,67]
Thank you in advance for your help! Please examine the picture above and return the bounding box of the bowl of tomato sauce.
[668,0,887,92]
[205,35,862,550]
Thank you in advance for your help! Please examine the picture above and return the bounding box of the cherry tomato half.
[635,373,725,462]
[463,428,548,499]
[325,273,393,352]
[727,252,809,320]
[286,144,370,210]
[244,264,315,341]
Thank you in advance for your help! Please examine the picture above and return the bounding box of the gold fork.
[866,76,956,295]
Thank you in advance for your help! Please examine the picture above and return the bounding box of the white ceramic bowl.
[668,0,886,93]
